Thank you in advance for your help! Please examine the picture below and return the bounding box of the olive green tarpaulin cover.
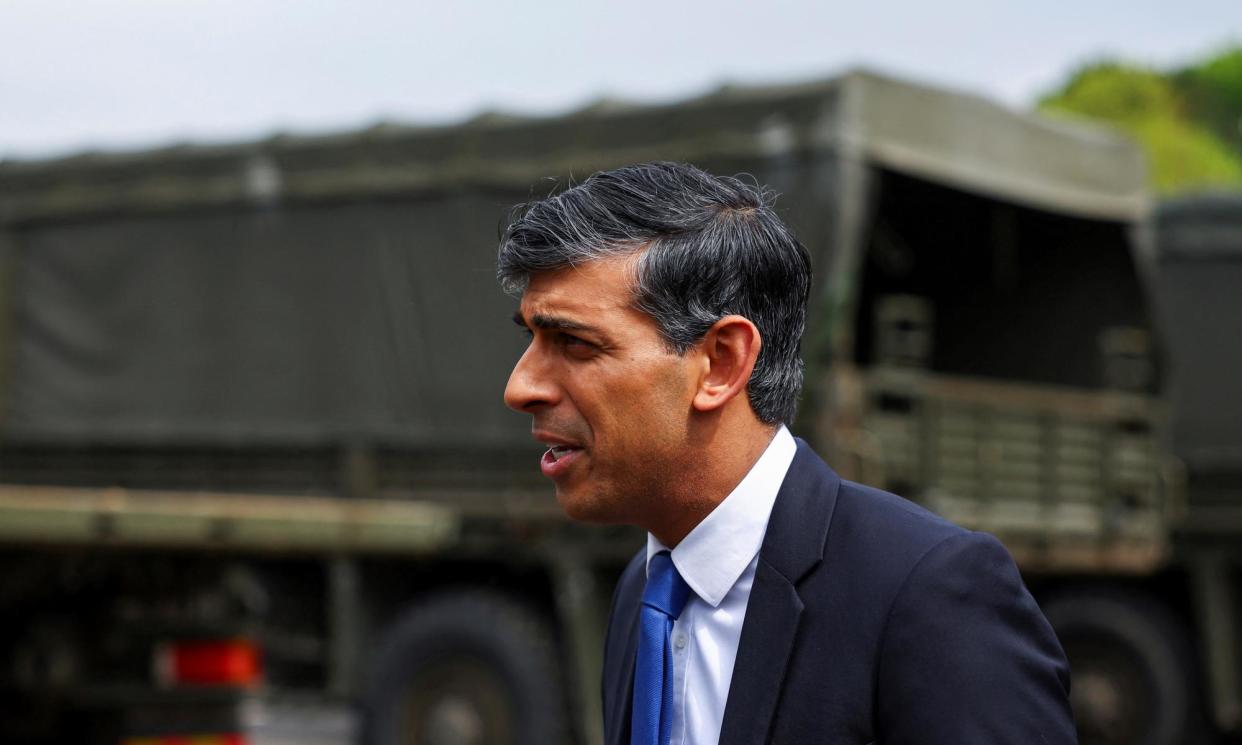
[3,199,530,447]
[0,70,1149,448]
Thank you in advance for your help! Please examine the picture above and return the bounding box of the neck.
[648,413,778,547]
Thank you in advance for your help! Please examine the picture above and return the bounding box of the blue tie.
[632,550,691,745]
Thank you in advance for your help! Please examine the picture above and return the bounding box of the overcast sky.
[1,0,1238,160]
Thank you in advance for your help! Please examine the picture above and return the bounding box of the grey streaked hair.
[497,161,812,425]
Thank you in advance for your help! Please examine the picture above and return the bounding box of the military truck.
[0,70,1211,745]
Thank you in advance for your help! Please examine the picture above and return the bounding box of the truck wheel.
[361,591,569,745]
[1041,589,1202,745]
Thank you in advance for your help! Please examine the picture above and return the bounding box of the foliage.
[1039,46,1242,193]
[1174,47,1242,151]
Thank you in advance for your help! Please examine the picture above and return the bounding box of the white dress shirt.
[645,425,797,745]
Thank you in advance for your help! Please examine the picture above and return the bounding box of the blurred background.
[0,2,1240,745]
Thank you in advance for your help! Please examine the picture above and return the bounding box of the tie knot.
[642,551,691,619]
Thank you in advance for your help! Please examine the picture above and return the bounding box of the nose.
[504,342,559,413]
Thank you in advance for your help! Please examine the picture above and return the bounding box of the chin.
[555,485,621,524]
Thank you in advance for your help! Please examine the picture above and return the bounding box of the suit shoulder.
[819,478,1024,604]
[778,441,978,583]
[836,478,968,550]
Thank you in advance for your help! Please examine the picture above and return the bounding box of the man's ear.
[692,315,761,413]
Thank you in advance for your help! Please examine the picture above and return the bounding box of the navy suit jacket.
[602,439,1076,745]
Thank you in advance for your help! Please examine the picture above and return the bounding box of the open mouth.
[540,444,583,478]
[546,445,577,461]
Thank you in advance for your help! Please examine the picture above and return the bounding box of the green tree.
[1175,46,1242,151]
[1039,52,1242,193]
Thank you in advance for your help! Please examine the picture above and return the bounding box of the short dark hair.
[497,161,812,425]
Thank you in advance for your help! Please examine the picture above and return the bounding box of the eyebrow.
[512,311,601,335]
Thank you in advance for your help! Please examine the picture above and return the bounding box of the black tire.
[361,590,569,745]
[1041,589,1204,745]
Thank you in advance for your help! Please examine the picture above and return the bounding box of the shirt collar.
[646,425,797,608]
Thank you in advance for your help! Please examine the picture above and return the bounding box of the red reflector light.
[157,639,262,687]
[122,736,247,745]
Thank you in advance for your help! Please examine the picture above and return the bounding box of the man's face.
[504,258,699,524]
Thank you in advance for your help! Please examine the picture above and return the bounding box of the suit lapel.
[607,579,642,745]
[718,439,841,745]
[717,558,804,745]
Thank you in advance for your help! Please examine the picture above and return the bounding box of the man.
[499,162,1075,745]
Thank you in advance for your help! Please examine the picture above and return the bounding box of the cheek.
[615,362,693,442]
[574,353,695,447]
